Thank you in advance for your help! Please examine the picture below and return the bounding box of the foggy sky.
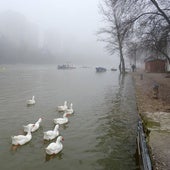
[0,0,118,66]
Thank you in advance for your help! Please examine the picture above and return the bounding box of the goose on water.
[11,125,34,145]
[23,118,42,132]
[57,101,68,112]
[66,103,74,115]
[43,124,60,141]
[27,96,35,105]
[45,136,64,155]
[54,113,69,125]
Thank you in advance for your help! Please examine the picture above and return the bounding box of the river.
[0,65,139,170]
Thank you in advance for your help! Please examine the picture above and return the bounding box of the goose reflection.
[45,152,63,162]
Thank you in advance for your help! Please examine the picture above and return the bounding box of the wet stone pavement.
[132,71,170,170]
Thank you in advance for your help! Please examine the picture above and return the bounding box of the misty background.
[0,0,118,66]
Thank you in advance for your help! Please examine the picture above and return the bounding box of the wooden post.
[153,83,159,99]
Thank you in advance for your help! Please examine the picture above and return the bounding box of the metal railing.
[137,120,152,170]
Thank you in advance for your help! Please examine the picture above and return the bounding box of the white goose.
[54,113,68,125]
[57,101,68,112]
[23,118,42,132]
[66,103,74,115]
[43,124,60,140]
[45,136,64,155]
[11,125,34,145]
[27,96,35,105]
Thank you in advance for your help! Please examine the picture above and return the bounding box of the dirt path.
[132,71,170,170]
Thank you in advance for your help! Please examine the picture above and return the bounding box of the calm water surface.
[0,65,139,170]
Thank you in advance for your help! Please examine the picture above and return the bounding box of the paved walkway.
[132,71,170,170]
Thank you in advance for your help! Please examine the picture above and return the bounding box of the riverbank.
[132,71,170,170]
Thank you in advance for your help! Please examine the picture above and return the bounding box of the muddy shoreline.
[132,71,170,170]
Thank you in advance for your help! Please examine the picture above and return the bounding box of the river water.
[0,65,139,170]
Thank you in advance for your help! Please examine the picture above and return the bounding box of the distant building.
[144,56,166,73]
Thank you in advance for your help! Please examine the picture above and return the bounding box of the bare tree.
[117,0,170,62]
[150,0,170,26]
[98,0,133,73]
[98,0,170,71]
[140,22,170,60]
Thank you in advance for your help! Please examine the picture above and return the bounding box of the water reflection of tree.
[94,74,139,170]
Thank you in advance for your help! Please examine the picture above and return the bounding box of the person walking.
[131,64,136,72]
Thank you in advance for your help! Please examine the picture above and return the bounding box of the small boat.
[57,64,76,70]
[96,67,107,72]
[111,68,117,71]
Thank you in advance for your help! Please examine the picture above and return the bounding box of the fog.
[0,0,117,67]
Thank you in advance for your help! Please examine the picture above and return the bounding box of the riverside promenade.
[132,71,170,170]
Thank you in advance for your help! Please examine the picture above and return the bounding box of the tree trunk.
[119,62,121,72]
[118,39,125,74]
[114,13,126,74]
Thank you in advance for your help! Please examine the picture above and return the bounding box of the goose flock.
[11,97,74,156]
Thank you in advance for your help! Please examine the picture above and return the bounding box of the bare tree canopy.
[98,0,170,70]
